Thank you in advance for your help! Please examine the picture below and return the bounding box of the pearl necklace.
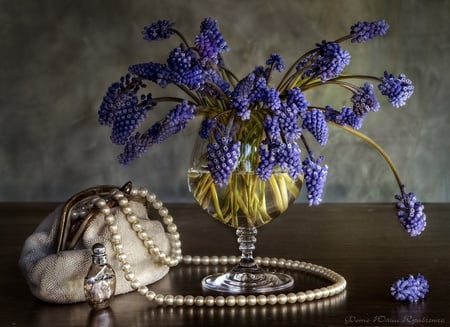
[92,186,346,307]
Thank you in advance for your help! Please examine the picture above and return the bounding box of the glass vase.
[188,131,303,294]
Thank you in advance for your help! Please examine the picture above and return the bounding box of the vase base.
[202,270,294,294]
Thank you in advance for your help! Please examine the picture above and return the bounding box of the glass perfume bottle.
[84,243,116,310]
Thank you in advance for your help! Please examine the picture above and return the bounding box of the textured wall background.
[1,0,449,202]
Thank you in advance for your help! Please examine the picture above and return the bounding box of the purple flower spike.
[199,118,216,139]
[207,134,240,186]
[350,19,389,43]
[303,154,328,206]
[195,17,229,64]
[110,93,152,145]
[395,186,426,236]
[304,41,351,81]
[378,71,414,108]
[301,109,329,145]
[128,62,167,87]
[166,46,205,90]
[351,83,380,115]
[231,73,256,120]
[266,53,285,72]
[142,20,175,41]
[391,274,429,302]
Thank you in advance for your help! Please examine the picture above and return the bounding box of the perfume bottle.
[84,243,116,310]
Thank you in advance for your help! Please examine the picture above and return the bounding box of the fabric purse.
[19,183,171,304]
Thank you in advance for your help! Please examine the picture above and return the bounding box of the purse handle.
[55,182,133,253]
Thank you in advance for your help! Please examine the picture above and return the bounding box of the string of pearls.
[92,186,346,307]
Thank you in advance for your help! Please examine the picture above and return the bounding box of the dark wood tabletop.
[1,202,449,327]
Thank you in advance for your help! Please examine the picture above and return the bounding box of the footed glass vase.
[188,134,303,294]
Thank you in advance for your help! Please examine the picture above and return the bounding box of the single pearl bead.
[104,214,115,225]
[101,207,111,215]
[125,272,135,281]
[159,207,169,217]
[287,293,297,304]
[219,256,228,265]
[277,258,286,268]
[94,199,107,208]
[184,295,194,306]
[174,295,184,306]
[183,255,192,265]
[320,287,330,298]
[209,256,219,265]
[225,296,236,307]
[138,285,148,296]
[228,256,238,265]
[269,258,278,267]
[143,239,154,248]
[130,280,141,290]
[112,191,124,200]
[162,215,173,224]
[121,263,131,273]
[113,243,123,252]
[200,256,210,265]
[117,253,127,263]
[313,288,323,300]
[138,231,148,240]
[138,188,148,197]
[118,198,129,206]
[164,295,174,306]
[204,296,215,307]
[192,256,201,265]
[146,291,156,301]
[277,294,288,305]
[247,295,257,306]
[236,295,247,306]
[261,257,270,266]
[171,240,182,249]
[167,223,177,233]
[297,292,307,303]
[111,234,122,244]
[152,200,163,210]
[267,294,278,305]
[305,290,315,301]
[285,260,293,269]
[154,294,164,305]
[121,206,132,214]
[150,247,161,257]
[108,225,118,234]
[214,296,225,307]
[256,295,267,305]
[130,188,139,196]
[146,192,156,202]
[169,232,180,240]
[126,214,138,223]
[326,286,336,296]
[132,223,143,232]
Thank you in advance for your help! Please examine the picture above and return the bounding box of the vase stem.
[237,226,257,267]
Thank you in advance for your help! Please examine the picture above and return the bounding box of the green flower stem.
[329,122,403,189]
[268,175,285,212]
[171,29,191,49]
[277,48,318,91]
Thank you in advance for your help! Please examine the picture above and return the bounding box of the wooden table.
[1,203,449,326]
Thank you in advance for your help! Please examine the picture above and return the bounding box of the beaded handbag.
[18,183,173,304]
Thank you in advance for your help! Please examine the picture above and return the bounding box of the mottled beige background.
[1,0,448,202]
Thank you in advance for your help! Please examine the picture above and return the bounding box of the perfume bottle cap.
[92,243,107,265]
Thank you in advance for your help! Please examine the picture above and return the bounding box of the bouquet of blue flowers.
[99,17,425,234]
